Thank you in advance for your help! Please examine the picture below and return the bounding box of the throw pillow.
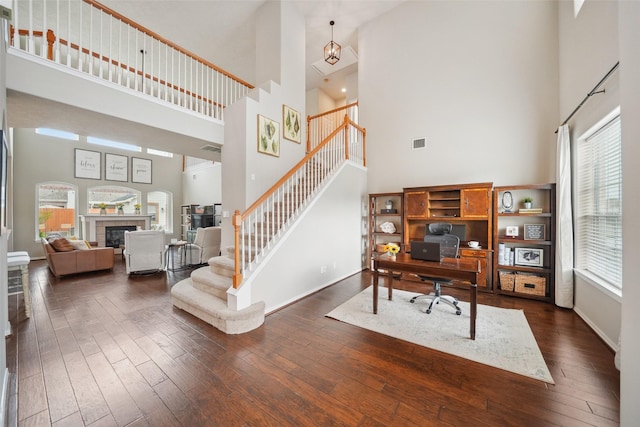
[50,238,75,252]
[69,240,91,250]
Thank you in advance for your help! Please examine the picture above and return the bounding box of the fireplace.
[105,226,137,248]
[79,215,151,247]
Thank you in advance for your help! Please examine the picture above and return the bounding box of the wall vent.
[412,137,426,149]
[200,144,221,153]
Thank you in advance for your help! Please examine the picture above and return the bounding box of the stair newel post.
[362,127,367,167]
[232,210,243,288]
[46,29,56,61]
[306,114,312,154]
[343,114,350,161]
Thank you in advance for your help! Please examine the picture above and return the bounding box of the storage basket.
[375,244,387,253]
[514,274,546,296]
[499,271,516,292]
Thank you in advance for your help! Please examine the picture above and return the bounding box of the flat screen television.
[191,214,214,229]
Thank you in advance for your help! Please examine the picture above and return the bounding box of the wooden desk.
[372,253,481,340]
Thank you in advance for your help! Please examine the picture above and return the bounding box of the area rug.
[326,286,554,383]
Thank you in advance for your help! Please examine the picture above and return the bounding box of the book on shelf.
[519,208,543,214]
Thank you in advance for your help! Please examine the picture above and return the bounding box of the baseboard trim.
[573,306,618,351]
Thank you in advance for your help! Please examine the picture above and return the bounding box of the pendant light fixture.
[324,20,341,65]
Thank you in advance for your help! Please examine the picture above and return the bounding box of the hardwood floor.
[6,258,619,426]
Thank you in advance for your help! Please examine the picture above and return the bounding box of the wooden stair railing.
[306,102,359,153]
[232,113,366,288]
[9,0,254,119]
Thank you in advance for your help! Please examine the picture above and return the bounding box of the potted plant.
[522,197,533,209]
[117,203,125,215]
[134,203,141,215]
[99,203,107,215]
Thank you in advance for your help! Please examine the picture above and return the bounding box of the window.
[36,182,77,238]
[575,108,622,290]
[87,185,141,215]
[148,190,173,232]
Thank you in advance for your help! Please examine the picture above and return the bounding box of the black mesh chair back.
[424,233,459,259]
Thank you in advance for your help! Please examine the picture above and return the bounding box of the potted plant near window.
[522,197,533,209]
[99,203,107,215]
[134,203,141,215]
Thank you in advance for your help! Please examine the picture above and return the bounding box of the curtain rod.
[556,61,620,132]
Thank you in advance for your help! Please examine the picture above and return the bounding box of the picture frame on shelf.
[74,148,101,180]
[131,157,152,184]
[515,247,544,267]
[524,224,546,240]
[505,226,519,237]
[105,153,128,182]
[257,114,280,156]
[282,105,301,143]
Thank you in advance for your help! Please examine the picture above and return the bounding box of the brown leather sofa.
[41,238,115,278]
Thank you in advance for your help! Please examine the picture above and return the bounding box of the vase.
[524,202,532,209]
[388,253,396,260]
[135,209,141,215]
[100,208,106,216]
[118,209,124,216]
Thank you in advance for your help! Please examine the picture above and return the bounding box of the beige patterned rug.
[326,286,554,383]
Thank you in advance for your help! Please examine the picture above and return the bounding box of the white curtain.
[555,124,574,308]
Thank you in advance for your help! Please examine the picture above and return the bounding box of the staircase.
[172,108,365,334]
[171,249,266,334]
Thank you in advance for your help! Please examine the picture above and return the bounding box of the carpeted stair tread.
[208,256,235,276]
[190,267,230,299]
[171,279,265,334]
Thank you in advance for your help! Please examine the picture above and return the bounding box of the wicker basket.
[499,271,516,292]
[514,274,546,296]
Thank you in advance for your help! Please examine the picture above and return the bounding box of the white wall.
[12,129,184,257]
[250,163,367,312]
[558,0,621,350]
[181,162,222,206]
[221,1,306,249]
[360,0,559,192]
[619,1,640,423]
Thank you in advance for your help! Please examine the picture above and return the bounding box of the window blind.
[576,115,622,289]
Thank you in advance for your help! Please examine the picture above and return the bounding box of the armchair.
[124,230,166,274]
[410,223,462,315]
[179,226,221,265]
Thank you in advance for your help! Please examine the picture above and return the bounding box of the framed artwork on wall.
[131,157,152,184]
[75,148,101,180]
[257,114,280,157]
[282,105,301,143]
[105,153,128,182]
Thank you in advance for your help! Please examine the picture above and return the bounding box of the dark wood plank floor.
[6,258,619,426]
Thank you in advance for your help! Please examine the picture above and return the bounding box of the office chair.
[410,223,461,315]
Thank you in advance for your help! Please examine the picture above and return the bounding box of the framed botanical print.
[105,153,128,182]
[257,114,280,156]
[282,105,301,143]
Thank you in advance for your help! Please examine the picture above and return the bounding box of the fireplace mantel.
[80,215,153,247]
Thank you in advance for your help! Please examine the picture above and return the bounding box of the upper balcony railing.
[9,0,254,121]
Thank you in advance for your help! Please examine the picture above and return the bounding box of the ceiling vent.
[200,144,221,153]
[311,45,358,76]
[412,137,426,149]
